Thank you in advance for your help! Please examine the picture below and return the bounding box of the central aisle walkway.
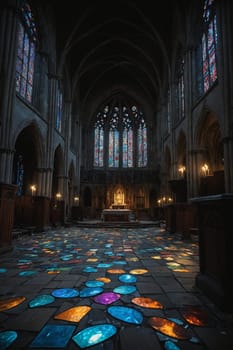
[0,226,232,349]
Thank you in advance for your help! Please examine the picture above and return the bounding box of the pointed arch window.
[93,100,147,168]
[16,2,37,103]
[202,0,218,93]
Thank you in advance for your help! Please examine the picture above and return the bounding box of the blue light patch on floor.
[72,324,117,348]
[79,287,103,297]
[113,285,136,294]
[83,266,98,273]
[29,294,55,308]
[85,280,104,287]
[164,340,180,350]
[51,288,79,298]
[30,324,76,348]
[118,273,137,283]
[19,271,38,277]
[107,305,143,324]
[0,330,18,350]
[97,263,112,268]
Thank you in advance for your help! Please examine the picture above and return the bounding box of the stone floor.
[0,225,233,349]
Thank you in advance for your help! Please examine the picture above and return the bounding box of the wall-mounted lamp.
[157,195,174,207]
[178,165,186,177]
[201,163,209,177]
[74,196,79,205]
[30,185,36,196]
[56,192,62,200]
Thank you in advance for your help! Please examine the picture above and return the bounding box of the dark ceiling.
[42,0,191,125]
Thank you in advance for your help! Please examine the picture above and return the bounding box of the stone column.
[0,184,17,251]
[0,1,19,183]
[0,2,21,247]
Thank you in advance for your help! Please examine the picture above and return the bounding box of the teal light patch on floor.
[72,324,117,348]
[19,270,38,276]
[30,324,76,348]
[51,288,79,298]
[0,330,18,350]
[118,273,137,283]
[97,263,112,268]
[29,294,55,308]
[83,266,98,272]
[85,280,104,287]
[164,340,180,350]
[0,268,7,273]
[113,285,136,294]
[107,306,143,324]
[79,287,103,297]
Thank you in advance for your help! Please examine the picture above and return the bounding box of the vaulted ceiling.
[44,0,191,126]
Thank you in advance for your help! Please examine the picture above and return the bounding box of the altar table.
[102,209,132,222]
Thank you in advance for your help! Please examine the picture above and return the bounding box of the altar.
[102,209,132,222]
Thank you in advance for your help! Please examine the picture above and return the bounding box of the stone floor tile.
[4,307,56,331]
[119,327,162,350]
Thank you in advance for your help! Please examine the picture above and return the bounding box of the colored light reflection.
[30,324,76,348]
[118,274,137,283]
[181,306,209,326]
[165,340,181,350]
[107,306,143,324]
[107,269,126,274]
[51,288,79,298]
[54,306,91,322]
[93,292,120,305]
[80,287,103,297]
[19,271,38,276]
[29,294,55,308]
[149,316,189,339]
[96,277,111,283]
[0,330,18,350]
[0,268,7,273]
[85,280,104,288]
[129,269,148,275]
[83,267,98,273]
[113,285,136,295]
[97,263,112,268]
[0,296,26,311]
[132,297,163,309]
[72,324,117,348]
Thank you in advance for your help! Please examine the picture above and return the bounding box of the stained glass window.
[16,3,37,103]
[56,88,63,132]
[109,108,120,167]
[202,0,218,93]
[93,100,147,168]
[137,120,147,167]
[174,59,185,124]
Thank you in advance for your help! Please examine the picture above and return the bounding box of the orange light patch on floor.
[54,306,91,322]
[107,269,126,274]
[96,277,111,283]
[129,268,148,275]
[132,297,163,309]
[86,258,98,262]
[0,296,26,311]
[181,306,209,326]
[47,270,60,274]
[149,316,189,339]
